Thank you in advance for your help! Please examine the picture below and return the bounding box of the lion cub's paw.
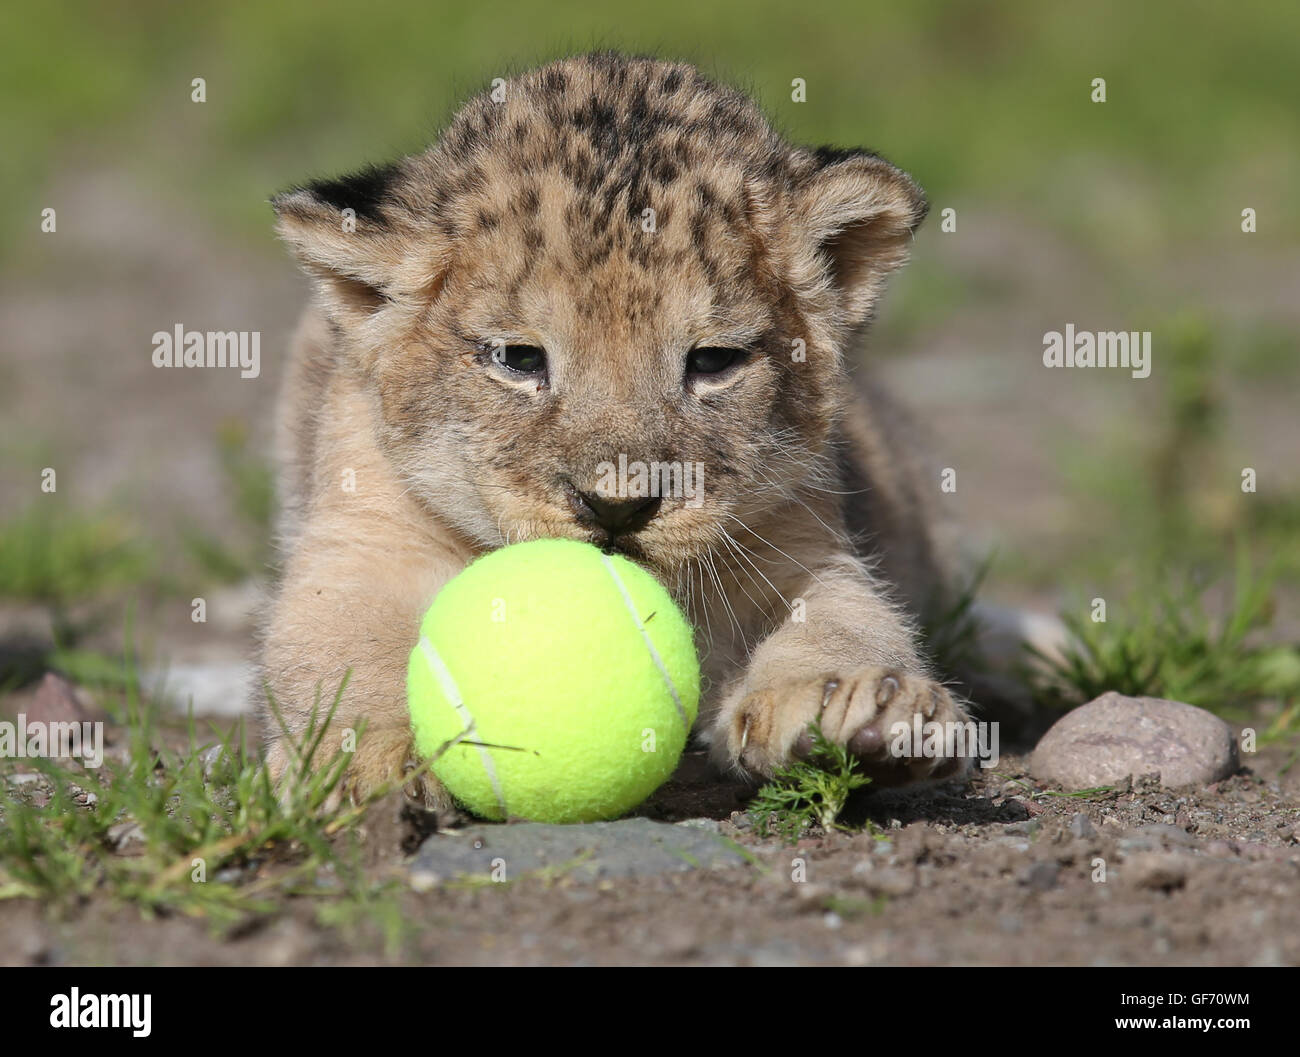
[264,726,455,812]
[715,667,972,787]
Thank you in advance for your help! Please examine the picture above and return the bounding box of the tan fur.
[261,53,971,806]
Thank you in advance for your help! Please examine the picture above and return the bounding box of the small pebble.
[1136,823,1197,846]
[1019,861,1060,891]
[107,822,145,848]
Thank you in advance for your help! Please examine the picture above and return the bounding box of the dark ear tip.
[303,162,403,225]
[269,187,315,219]
[270,161,403,226]
[811,144,870,169]
[811,144,929,230]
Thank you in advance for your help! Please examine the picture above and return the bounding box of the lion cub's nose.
[566,487,662,536]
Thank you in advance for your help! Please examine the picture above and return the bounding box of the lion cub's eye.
[484,342,547,375]
[686,346,746,379]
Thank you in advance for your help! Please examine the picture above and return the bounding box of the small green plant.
[990,772,1116,801]
[0,659,419,949]
[1029,549,1300,725]
[822,893,889,920]
[922,554,992,678]
[1036,786,1115,800]
[748,724,872,842]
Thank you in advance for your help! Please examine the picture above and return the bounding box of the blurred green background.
[1,0,1297,715]
[4,0,1299,242]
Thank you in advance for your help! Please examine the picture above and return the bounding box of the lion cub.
[262,52,971,806]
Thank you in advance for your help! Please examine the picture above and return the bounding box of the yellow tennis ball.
[406,538,700,823]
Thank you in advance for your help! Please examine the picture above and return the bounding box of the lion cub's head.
[274,53,925,580]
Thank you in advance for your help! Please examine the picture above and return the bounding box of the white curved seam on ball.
[418,635,507,816]
[598,553,688,730]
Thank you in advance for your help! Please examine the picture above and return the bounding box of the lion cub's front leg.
[261,533,457,807]
[259,380,474,807]
[710,556,971,786]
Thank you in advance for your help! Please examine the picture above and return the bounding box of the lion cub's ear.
[272,162,448,336]
[788,147,928,328]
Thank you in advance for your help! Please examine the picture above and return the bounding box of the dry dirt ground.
[2,172,1298,966]
[3,741,1297,967]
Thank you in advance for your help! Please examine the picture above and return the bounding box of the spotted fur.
[262,53,971,806]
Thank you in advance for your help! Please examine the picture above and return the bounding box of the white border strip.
[599,553,688,730]
[418,635,506,816]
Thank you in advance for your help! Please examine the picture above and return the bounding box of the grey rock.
[1030,692,1238,790]
[1136,822,1197,846]
[408,817,750,884]
[200,744,230,778]
[676,817,721,833]
[1019,861,1060,891]
[21,672,101,726]
[1068,813,1097,839]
